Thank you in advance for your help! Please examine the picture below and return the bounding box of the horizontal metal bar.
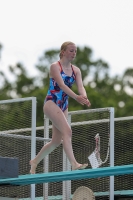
[68,107,113,115]
[0,115,133,135]
[114,116,133,121]
[0,97,36,104]
[0,126,44,134]
[17,190,133,200]
[43,108,112,119]
[94,190,133,196]
[0,132,51,142]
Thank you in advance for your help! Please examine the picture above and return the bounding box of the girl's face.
[63,44,77,61]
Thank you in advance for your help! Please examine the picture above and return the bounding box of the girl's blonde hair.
[59,41,76,59]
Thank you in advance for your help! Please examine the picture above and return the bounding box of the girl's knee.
[68,129,72,137]
[63,128,72,138]
[51,139,62,148]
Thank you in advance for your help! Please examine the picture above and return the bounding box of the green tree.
[0,44,133,124]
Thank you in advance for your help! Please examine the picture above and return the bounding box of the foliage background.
[0,43,133,126]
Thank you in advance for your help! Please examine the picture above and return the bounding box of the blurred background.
[0,0,133,126]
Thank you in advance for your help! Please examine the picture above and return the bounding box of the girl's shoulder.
[49,62,61,76]
[72,64,80,74]
[50,61,59,67]
[50,61,61,71]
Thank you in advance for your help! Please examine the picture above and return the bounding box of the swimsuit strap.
[71,64,76,78]
[58,61,76,77]
[58,61,63,72]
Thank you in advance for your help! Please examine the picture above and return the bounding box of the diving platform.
[0,164,133,186]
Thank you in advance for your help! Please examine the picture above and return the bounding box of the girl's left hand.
[76,95,91,107]
[83,96,91,107]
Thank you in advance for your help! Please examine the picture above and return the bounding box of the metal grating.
[114,117,133,192]
[70,109,111,200]
[0,102,133,199]
[0,99,32,198]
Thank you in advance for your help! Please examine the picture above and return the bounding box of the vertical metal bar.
[67,114,72,200]
[109,107,114,200]
[63,144,67,200]
[63,113,72,200]
[43,115,49,200]
[31,97,37,200]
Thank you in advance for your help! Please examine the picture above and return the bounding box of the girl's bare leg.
[43,101,88,169]
[30,125,62,174]
[30,101,88,173]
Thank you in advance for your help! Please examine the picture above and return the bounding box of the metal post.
[31,97,37,200]
[63,150,67,200]
[63,113,71,200]
[109,107,114,200]
[43,115,50,200]
[66,114,72,200]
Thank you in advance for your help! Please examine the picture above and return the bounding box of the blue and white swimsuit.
[44,61,76,112]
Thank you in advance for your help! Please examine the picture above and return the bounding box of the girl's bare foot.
[72,163,88,171]
[30,160,37,174]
